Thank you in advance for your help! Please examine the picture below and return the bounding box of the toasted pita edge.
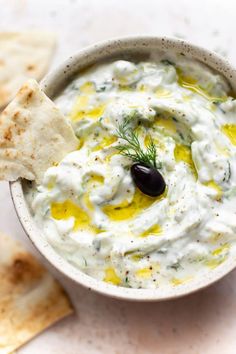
[0,31,56,109]
[0,231,74,354]
[0,79,78,183]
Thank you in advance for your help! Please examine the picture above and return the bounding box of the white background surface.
[1,0,236,353]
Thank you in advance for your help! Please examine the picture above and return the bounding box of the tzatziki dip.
[26,55,236,289]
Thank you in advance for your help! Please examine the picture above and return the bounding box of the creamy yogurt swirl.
[27,56,236,289]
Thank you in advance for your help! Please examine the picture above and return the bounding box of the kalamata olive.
[131,163,166,197]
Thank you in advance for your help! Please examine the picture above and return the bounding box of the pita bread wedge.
[0,231,73,354]
[0,31,56,109]
[0,79,78,183]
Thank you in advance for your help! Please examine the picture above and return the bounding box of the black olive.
[131,163,166,197]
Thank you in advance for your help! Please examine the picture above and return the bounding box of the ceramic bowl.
[10,36,236,301]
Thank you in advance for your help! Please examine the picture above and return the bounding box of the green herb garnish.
[168,261,182,271]
[115,118,158,169]
[161,59,175,66]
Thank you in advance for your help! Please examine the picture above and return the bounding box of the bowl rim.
[10,35,236,301]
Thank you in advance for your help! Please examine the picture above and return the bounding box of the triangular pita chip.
[0,31,56,109]
[0,231,73,354]
[0,79,78,183]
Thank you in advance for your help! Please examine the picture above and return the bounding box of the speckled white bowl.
[10,36,236,301]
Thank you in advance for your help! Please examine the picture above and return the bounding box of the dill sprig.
[115,118,158,169]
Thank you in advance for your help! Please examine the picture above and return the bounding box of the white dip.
[26,55,236,289]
